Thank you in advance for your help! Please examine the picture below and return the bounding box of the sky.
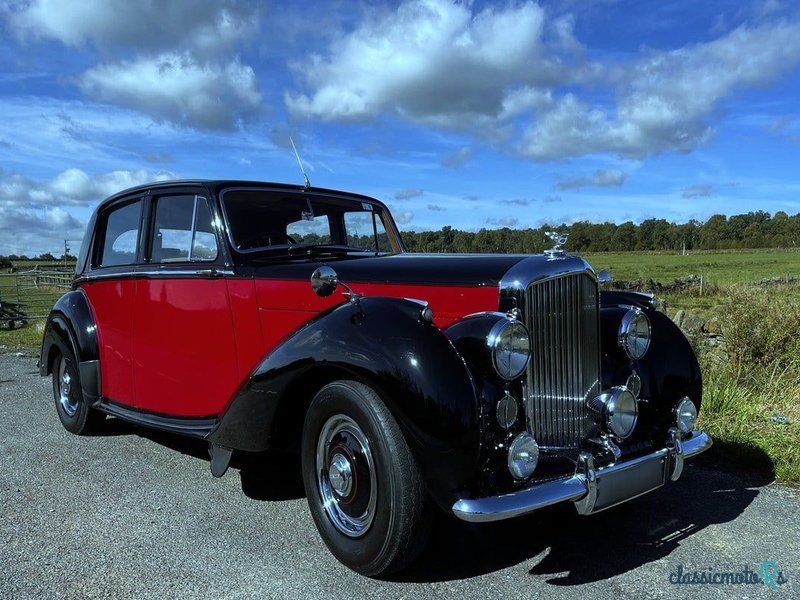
[2,0,800,256]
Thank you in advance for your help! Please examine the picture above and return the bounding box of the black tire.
[301,380,431,577]
[51,339,105,435]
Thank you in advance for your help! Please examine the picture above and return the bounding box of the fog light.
[589,387,638,440]
[508,432,539,480]
[496,392,518,429]
[675,397,697,433]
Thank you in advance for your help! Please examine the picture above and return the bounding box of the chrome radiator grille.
[524,273,600,449]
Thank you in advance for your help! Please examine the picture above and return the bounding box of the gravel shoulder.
[1,352,797,599]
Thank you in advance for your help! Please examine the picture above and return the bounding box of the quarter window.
[99,200,143,267]
[152,195,219,263]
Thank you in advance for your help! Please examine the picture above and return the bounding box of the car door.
[132,192,238,417]
[80,195,144,408]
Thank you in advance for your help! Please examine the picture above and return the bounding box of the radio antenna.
[289,136,311,190]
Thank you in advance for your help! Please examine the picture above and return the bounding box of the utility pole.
[64,240,69,270]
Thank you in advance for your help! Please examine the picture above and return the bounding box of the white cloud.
[78,52,262,130]
[393,210,415,226]
[285,1,800,160]
[0,167,175,209]
[5,0,256,54]
[0,167,176,255]
[557,169,627,190]
[520,20,800,159]
[285,0,576,124]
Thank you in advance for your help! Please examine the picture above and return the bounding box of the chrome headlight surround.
[588,386,639,440]
[487,319,531,381]
[618,308,651,360]
[507,432,539,480]
[675,397,698,433]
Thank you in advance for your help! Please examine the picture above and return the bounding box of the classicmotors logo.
[669,561,788,589]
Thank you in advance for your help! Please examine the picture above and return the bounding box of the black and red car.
[40,180,711,576]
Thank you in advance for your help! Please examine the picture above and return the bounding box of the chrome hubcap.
[328,452,353,497]
[57,359,78,417]
[316,415,376,538]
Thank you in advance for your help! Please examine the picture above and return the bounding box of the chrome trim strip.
[75,268,235,283]
[451,431,712,523]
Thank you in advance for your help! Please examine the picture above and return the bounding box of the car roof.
[97,179,388,211]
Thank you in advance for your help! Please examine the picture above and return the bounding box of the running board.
[96,399,217,439]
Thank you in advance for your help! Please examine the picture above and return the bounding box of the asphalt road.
[1,352,797,599]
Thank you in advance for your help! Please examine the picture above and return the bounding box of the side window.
[344,211,391,251]
[152,195,219,263]
[99,200,143,267]
[287,215,331,244]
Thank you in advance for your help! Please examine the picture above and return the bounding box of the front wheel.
[51,340,105,435]
[301,380,431,577]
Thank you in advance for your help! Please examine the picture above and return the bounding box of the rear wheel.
[52,340,105,435]
[301,380,431,577]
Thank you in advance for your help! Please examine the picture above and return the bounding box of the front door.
[132,193,238,417]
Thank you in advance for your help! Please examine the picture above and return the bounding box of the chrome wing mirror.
[311,266,362,303]
[597,269,612,285]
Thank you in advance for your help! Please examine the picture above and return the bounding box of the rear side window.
[99,200,143,267]
[152,195,218,263]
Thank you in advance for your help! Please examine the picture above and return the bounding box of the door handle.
[200,268,223,278]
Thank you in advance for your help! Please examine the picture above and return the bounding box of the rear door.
[132,192,239,417]
[81,196,144,408]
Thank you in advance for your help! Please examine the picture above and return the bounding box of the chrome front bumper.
[452,429,712,523]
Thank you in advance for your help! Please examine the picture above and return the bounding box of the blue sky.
[2,0,800,255]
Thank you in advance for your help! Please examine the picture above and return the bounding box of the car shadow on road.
[396,452,773,584]
[97,416,307,501]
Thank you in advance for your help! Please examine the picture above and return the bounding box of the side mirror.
[311,266,339,297]
[597,269,612,285]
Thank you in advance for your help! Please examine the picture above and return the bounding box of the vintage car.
[40,179,711,576]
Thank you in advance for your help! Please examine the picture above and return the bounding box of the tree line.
[401,210,799,253]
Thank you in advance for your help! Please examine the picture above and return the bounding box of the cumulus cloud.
[394,188,424,200]
[284,0,800,160]
[682,184,715,198]
[78,52,261,130]
[5,0,256,54]
[0,168,176,254]
[0,167,175,209]
[285,0,577,124]
[520,20,800,159]
[556,169,627,190]
[441,147,472,169]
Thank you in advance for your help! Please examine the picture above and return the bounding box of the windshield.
[221,189,402,254]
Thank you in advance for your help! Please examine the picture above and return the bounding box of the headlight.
[488,319,530,380]
[588,387,638,439]
[618,308,651,360]
[508,432,539,479]
[675,397,697,433]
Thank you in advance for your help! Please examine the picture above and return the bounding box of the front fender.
[600,298,702,440]
[209,296,481,509]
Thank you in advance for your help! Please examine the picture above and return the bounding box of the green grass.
[0,321,44,355]
[584,247,800,285]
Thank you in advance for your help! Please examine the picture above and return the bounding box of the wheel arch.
[39,289,101,405]
[209,297,481,510]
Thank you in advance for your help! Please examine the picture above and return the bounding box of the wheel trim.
[316,414,377,538]
[57,358,78,417]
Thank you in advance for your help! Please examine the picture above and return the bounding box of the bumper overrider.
[452,428,712,523]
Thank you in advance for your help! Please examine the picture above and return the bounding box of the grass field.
[584,247,800,285]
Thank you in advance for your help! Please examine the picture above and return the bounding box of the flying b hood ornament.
[544,231,569,258]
